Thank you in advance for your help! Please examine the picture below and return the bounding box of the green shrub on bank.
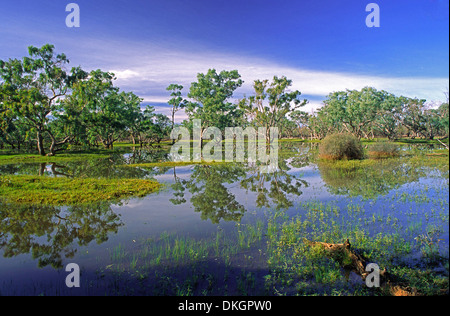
[319,133,364,160]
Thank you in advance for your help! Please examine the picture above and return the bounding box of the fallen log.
[304,238,419,296]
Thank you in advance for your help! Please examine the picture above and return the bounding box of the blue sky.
[0,0,448,120]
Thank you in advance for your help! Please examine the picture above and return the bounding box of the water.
[0,143,448,295]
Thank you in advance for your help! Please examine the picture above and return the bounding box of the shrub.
[368,141,400,159]
[319,133,364,160]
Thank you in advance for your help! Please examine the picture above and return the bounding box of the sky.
[0,0,448,121]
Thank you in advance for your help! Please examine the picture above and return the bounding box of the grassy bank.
[0,175,161,205]
[0,153,112,165]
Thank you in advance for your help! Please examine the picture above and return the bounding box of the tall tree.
[239,76,307,143]
[185,69,243,148]
[0,44,87,155]
[166,84,186,144]
[0,44,86,155]
[64,70,142,149]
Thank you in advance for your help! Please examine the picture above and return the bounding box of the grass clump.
[368,141,400,159]
[319,133,364,161]
[0,175,161,205]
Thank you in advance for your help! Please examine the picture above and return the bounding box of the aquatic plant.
[367,141,400,159]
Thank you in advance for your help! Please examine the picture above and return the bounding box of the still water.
[0,143,448,295]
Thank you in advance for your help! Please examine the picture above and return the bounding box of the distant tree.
[64,70,142,149]
[321,87,383,139]
[148,111,172,145]
[371,91,403,140]
[166,84,187,144]
[185,69,243,148]
[239,76,307,144]
[396,97,429,139]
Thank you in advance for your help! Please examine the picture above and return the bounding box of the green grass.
[0,175,161,205]
[0,153,111,165]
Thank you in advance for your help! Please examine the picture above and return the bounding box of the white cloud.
[110,69,140,80]
[43,36,449,112]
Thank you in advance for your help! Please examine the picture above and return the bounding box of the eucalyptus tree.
[0,104,30,150]
[321,87,383,139]
[371,90,404,140]
[239,76,307,144]
[437,102,449,138]
[396,97,429,139]
[185,69,244,148]
[64,69,142,149]
[166,83,187,144]
[0,44,87,155]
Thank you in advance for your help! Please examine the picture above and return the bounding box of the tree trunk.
[37,130,46,156]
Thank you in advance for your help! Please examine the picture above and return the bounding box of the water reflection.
[1,143,446,272]
[0,201,123,269]
[169,160,308,223]
[171,164,247,223]
[318,155,448,199]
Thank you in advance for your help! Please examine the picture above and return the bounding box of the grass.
[0,175,161,205]
[0,153,111,165]
[367,141,400,159]
[264,197,448,296]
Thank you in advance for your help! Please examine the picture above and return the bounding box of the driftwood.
[304,238,419,296]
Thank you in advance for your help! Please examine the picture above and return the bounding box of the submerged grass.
[264,198,449,296]
[0,175,161,205]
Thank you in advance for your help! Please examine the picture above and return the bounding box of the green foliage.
[0,44,88,155]
[319,133,364,160]
[239,76,307,142]
[185,69,243,138]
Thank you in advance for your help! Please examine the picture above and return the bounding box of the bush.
[368,141,400,159]
[319,133,364,160]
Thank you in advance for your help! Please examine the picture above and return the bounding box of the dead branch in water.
[303,238,419,296]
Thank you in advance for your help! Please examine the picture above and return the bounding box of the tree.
[0,44,87,155]
[144,106,172,145]
[185,69,243,148]
[321,87,385,139]
[396,97,430,139]
[64,69,142,149]
[166,84,186,144]
[239,76,307,144]
[371,91,403,140]
[437,101,449,138]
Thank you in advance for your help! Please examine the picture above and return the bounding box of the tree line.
[1,44,448,156]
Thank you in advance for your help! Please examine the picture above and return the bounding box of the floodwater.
[0,143,448,295]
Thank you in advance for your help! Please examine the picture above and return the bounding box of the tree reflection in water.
[170,159,308,223]
[0,201,123,269]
